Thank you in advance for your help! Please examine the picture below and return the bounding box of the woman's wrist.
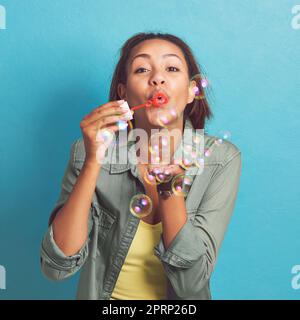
[157,180,174,200]
[156,168,186,200]
[83,158,102,171]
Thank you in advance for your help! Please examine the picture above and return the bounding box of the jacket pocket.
[93,203,116,245]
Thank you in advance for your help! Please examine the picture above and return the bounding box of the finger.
[148,164,181,176]
[81,112,128,130]
[96,114,129,130]
[82,106,126,126]
[92,100,126,115]
[81,100,127,125]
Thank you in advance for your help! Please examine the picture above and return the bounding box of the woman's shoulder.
[203,133,241,167]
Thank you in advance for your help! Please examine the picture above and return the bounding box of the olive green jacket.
[40,118,242,300]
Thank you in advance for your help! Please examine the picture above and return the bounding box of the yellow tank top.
[110,219,167,300]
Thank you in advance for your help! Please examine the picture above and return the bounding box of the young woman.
[40,32,242,300]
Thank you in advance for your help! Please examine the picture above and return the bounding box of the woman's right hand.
[79,100,129,166]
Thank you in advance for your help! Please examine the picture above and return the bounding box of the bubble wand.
[118,92,169,130]
[131,92,169,111]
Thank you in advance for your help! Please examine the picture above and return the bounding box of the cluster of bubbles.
[129,172,194,219]
[148,131,172,165]
[128,129,232,219]
[203,130,232,158]
[143,165,173,185]
[126,73,232,219]
[156,105,180,128]
[173,143,205,170]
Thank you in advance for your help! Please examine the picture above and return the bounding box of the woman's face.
[118,39,195,128]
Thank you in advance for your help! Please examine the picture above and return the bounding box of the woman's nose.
[150,74,165,86]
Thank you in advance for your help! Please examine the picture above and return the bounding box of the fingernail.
[117,100,125,105]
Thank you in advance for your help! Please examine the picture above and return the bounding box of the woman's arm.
[40,140,104,281]
[51,160,101,256]
[154,149,242,299]
[50,100,126,257]
[157,166,188,249]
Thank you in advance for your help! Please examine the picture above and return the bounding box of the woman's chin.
[145,108,162,127]
[145,105,181,129]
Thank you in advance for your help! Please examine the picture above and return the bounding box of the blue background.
[0,0,299,299]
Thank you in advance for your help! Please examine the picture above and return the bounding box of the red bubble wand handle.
[131,92,169,111]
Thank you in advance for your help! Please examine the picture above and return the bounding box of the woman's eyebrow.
[130,53,183,65]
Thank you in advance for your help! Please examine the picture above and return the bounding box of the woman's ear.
[187,80,197,104]
[117,83,127,100]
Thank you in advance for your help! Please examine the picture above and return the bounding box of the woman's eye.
[167,66,180,72]
[134,66,180,73]
[135,67,149,73]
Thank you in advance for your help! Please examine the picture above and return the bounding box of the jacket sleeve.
[40,140,93,281]
[154,150,242,299]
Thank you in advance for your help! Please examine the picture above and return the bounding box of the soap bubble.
[96,145,107,164]
[201,78,209,88]
[95,128,115,164]
[148,145,162,165]
[143,169,161,186]
[149,131,172,165]
[95,128,114,144]
[204,148,212,157]
[195,155,205,169]
[219,130,231,140]
[179,146,200,169]
[156,105,179,127]
[173,158,182,166]
[148,146,160,165]
[214,138,224,146]
[183,144,193,154]
[190,74,210,100]
[149,134,170,151]
[129,194,153,218]
[193,86,200,95]
[117,120,128,130]
[161,136,169,147]
[181,157,194,169]
[192,135,202,145]
[145,165,173,184]
[171,174,193,197]
[155,167,173,183]
[149,143,160,155]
